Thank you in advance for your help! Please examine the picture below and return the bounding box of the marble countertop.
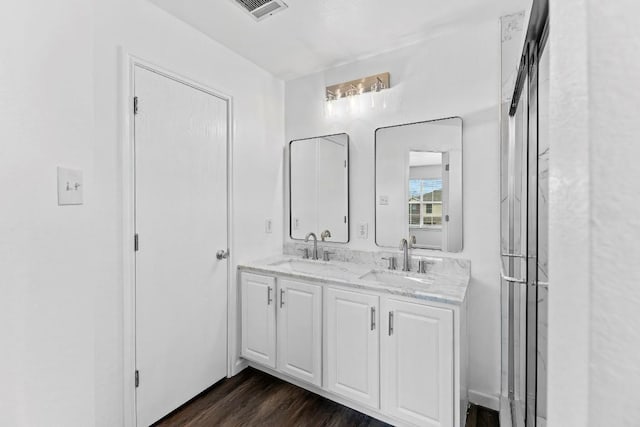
[238,254,470,305]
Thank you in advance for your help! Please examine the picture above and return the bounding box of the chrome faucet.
[399,236,416,271]
[305,232,319,260]
[320,229,332,241]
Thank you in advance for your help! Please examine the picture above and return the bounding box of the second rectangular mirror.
[375,117,463,252]
[290,133,349,243]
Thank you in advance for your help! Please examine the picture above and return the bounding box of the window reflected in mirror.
[375,118,462,252]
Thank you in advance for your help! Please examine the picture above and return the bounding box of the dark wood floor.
[153,367,499,427]
[465,403,500,427]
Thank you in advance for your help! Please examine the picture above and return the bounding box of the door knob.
[216,250,229,260]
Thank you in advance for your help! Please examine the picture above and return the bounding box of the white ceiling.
[150,0,527,80]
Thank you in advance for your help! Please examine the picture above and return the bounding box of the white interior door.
[134,66,228,427]
[441,151,450,251]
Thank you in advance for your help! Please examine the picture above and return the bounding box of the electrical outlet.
[265,219,273,234]
[293,218,300,230]
[57,167,83,205]
[358,223,368,239]
[379,195,389,205]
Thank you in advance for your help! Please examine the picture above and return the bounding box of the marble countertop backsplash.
[237,243,471,305]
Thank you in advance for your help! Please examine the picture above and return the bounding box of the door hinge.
[344,160,347,168]
[133,96,139,115]
[445,215,450,222]
[135,370,139,388]
[344,216,347,223]
[134,234,139,251]
[445,164,450,171]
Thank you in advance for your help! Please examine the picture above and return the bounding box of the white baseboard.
[468,389,500,411]
[230,358,248,376]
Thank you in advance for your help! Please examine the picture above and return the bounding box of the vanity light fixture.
[325,72,391,102]
[324,72,391,118]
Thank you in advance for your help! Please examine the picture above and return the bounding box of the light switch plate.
[265,218,273,234]
[57,167,83,205]
[358,223,368,239]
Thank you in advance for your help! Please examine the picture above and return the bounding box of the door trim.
[121,51,234,427]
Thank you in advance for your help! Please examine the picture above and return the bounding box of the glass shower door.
[535,35,550,427]
[502,76,529,427]
[502,30,549,427]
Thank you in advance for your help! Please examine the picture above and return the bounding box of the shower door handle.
[501,252,530,259]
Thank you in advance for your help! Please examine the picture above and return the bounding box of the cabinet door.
[325,287,379,408]
[381,298,453,427]
[241,273,276,368]
[277,279,322,386]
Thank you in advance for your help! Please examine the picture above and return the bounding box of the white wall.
[587,0,640,422]
[1,0,284,425]
[0,1,96,425]
[285,19,503,407]
[548,0,640,425]
[93,1,284,425]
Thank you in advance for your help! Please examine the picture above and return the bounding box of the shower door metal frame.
[525,46,539,427]
[505,4,549,426]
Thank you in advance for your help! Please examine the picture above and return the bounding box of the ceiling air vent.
[232,0,288,21]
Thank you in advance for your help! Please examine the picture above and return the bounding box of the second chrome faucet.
[399,236,417,271]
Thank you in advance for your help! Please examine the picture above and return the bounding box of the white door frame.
[121,52,234,427]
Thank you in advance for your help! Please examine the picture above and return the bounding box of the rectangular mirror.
[290,133,349,243]
[375,117,462,252]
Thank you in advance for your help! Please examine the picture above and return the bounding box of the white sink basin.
[359,270,433,287]
[269,259,350,277]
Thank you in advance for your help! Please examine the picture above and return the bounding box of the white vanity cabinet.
[325,287,380,409]
[240,273,323,386]
[381,298,454,427]
[240,273,277,368]
[277,278,322,387]
[239,267,468,427]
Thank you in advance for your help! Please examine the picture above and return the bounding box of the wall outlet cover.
[57,167,83,205]
[379,195,389,205]
[358,223,368,239]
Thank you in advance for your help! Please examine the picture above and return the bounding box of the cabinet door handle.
[388,311,394,336]
[267,286,273,305]
[280,288,285,308]
[370,307,376,330]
